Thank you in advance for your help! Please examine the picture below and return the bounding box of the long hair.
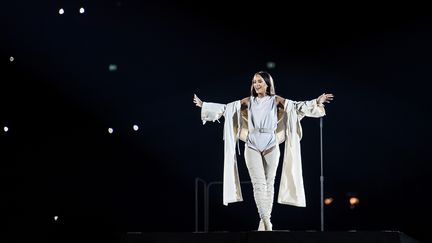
[250,71,276,97]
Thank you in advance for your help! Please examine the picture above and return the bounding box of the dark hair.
[250,71,276,97]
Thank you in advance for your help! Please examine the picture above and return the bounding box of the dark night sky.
[1,1,431,242]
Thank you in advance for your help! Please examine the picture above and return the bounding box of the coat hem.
[223,198,243,206]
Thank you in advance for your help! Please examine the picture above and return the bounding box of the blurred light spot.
[266,61,276,69]
[349,196,360,209]
[133,125,139,131]
[324,197,333,205]
[108,128,114,134]
[109,64,117,71]
[9,56,14,62]
[79,7,85,14]
[59,8,64,15]
[54,216,59,221]
[4,126,8,132]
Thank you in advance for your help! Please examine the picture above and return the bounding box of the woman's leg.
[262,145,281,230]
[244,146,269,230]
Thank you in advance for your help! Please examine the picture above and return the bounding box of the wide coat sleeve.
[201,102,226,124]
[200,101,243,206]
[293,99,326,120]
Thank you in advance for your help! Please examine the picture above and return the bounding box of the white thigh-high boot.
[245,146,272,231]
[262,145,280,231]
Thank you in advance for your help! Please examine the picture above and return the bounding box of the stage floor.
[124,230,422,243]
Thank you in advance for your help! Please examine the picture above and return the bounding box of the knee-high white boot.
[251,179,274,231]
[255,179,277,231]
[264,178,276,231]
[251,179,272,230]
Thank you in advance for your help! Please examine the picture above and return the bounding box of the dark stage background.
[1,1,431,242]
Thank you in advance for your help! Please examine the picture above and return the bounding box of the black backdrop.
[1,1,431,242]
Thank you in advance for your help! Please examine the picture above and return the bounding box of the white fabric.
[244,144,280,220]
[202,101,243,204]
[201,98,325,207]
[201,102,226,125]
[247,95,278,152]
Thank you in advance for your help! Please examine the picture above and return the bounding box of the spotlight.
[79,7,85,14]
[324,197,334,205]
[266,61,276,69]
[4,126,8,132]
[349,196,360,209]
[109,64,117,71]
[133,125,139,131]
[9,56,14,62]
[54,216,59,221]
[108,128,114,134]
[59,8,64,15]
[346,192,360,209]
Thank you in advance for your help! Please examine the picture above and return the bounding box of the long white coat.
[201,97,325,207]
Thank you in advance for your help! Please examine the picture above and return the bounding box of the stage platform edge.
[125,230,423,243]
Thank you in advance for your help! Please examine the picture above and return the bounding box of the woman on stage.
[193,71,334,231]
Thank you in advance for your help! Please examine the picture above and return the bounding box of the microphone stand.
[320,117,324,231]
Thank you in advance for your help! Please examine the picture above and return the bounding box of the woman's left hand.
[317,93,334,105]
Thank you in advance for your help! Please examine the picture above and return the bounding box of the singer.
[193,71,334,231]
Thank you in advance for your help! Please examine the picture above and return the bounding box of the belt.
[251,128,274,133]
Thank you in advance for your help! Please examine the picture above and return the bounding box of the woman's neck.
[257,93,268,98]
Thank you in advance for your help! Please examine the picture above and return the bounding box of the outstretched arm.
[297,93,333,118]
[277,93,334,118]
[193,94,227,124]
[193,94,250,124]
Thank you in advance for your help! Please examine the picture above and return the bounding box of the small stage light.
[9,56,14,62]
[133,125,139,131]
[54,216,58,221]
[266,61,276,69]
[109,64,117,71]
[349,196,360,209]
[79,7,85,14]
[108,128,114,134]
[4,126,8,132]
[59,8,65,15]
[324,197,333,205]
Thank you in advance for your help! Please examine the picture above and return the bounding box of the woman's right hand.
[193,94,203,108]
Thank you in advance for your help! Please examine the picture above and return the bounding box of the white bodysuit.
[246,95,278,153]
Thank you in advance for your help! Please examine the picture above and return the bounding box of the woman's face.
[252,74,268,95]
